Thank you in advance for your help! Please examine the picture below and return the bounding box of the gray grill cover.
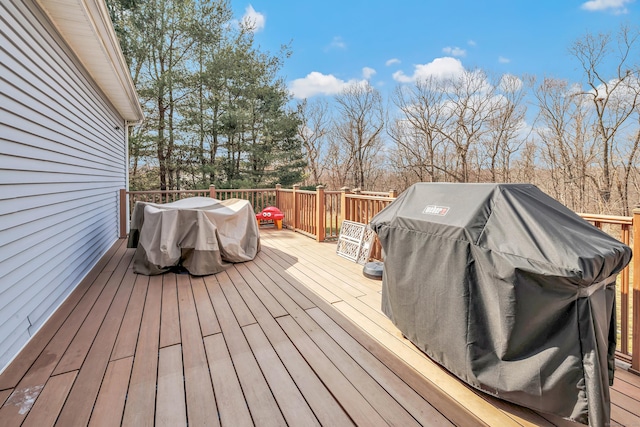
[369,183,631,426]
[128,197,260,276]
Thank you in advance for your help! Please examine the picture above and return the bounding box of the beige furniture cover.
[127,197,260,275]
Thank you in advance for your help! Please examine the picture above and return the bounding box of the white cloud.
[468,40,477,47]
[386,58,401,66]
[392,57,465,83]
[325,36,347,51]
[242,5,265,32]
[442,46,466,57]
[580,0,632,14]
[289,72,364,98]
[593,76,640,109]
[499,74,523,92]
[499,56,511,64]
[362,67,376,79]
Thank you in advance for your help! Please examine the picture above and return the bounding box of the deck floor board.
[21,371,76,427]
[242,322,320,426]
[0,243,131,426]
[264,231,640,426]
[159,273,180,348]
[190,276,221,336]
[110,274,148,360]
[156,345,186,426]
[229,265,355,426]
[0,240,125,391]
[54,253,136,427]
[177,274,218,426]
[89,357,133,427]
[206,274,285,426]
[307,306,455,426]
[202,333,247,426]
[1,230,639,426]
[121,275,162,426]
[0,389,12,407]
[277,314,391,426]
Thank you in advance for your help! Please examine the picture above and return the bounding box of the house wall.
[0,0,128,371]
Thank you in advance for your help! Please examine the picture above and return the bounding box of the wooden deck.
[0,229,638,426]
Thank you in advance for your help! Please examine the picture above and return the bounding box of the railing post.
[209,184,216,199]
[340,187,351,224]
[292,184,300,231]
[389,189,398,198]
[316,185,326,242]
[275,184,281,209]
[352,188,361,222]
[119,188,127,238]
[631,208,640,374]
[621,224,631,356]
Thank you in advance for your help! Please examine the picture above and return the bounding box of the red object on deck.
[256,206,284,229]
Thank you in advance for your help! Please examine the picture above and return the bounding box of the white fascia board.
[36,0,144,122]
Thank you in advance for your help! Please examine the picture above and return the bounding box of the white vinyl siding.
[0,0,128,370]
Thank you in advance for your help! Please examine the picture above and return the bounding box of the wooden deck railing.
[119,186,640,374]
[341,189,397,260]
[579,213,638,372]
[277,185,320,240]
[209,187,277,212]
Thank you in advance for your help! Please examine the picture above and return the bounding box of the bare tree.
[615,112,640,214]
[393,68,523,183]
[333,82,385,188]
[482,74,532,182]
[511,139,538,184]
[390,77,448,183]
[388,124,436,185]
[323,135,353,189]
[438,69,499,182]
[569,24,640,205]
[534,78,598,212]
[297,98,329,185]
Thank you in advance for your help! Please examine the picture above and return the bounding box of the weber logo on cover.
[422,205,450,216]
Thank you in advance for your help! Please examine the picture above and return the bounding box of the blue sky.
[229,0,637,100]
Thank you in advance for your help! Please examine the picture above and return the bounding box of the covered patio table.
[127,197,260,276]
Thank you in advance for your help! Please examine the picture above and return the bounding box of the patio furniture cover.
[368,183,631,426]
[127,197,260,276]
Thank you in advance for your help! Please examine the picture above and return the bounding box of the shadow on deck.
[0,229,638,426]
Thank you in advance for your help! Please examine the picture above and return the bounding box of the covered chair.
[369,183,631,426]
